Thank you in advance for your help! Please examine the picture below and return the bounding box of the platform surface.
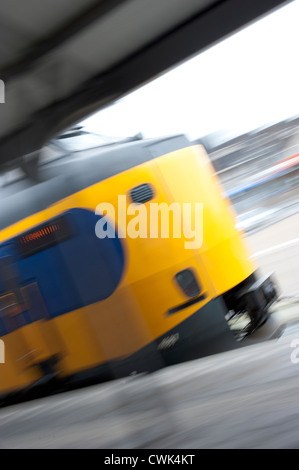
[0,302,299,449]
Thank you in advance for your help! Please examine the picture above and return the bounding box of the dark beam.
[0,0,289,166]
[0,0,128,81]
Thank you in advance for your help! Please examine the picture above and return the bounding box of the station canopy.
[0,0,287,167]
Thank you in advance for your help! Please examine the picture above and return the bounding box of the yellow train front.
[0,135,277,401]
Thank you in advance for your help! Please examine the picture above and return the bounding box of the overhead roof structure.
[0,0,288,167]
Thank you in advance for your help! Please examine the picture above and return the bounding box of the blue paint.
[0,208,125,336]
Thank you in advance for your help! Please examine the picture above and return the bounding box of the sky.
[82,0,299,143]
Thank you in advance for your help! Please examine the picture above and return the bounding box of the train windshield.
[0,128,142,191]
[53,127,129,152]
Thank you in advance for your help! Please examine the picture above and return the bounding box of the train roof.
[0,134,190,230]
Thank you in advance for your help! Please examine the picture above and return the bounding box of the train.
[0,134,278,402]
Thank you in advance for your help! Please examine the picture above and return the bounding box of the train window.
[20,283,49,323]
[0,292,26,332]
[0,293,19,317]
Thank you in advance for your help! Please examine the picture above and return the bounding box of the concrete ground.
[0,319,299,449]
[248,212,299,297]
[0,214,298,449]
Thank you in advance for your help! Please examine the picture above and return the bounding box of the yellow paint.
[0,144,256,396]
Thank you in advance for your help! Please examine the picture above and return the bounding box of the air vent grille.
[130,184,154,204]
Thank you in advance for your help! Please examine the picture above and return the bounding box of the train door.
[0,251,66,381]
